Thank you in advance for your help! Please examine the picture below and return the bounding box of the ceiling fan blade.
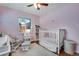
[27,4,33,7]
[40,3,48,6]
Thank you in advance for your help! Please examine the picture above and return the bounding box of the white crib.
[39,29,66,54]
[0,35,11,56]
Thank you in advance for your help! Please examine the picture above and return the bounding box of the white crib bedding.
[39,40,58,53]
[0,35,11,56]
[40,38,58,45]
[0,37,7,47]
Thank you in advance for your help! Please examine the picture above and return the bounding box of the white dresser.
[64,40,76,55]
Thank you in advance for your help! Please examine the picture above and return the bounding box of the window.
[18,17,31,32]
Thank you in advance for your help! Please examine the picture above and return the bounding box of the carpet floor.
[12,43,57,56]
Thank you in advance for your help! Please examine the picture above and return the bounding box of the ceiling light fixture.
[27,3,48,10]
[34,3,38,9]
[34,3,40,10]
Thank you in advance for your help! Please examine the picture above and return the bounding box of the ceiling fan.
[27,3,48,10]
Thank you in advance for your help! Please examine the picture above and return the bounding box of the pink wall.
[39,4,79,53]
[0,15,1,31]
[0,6,39,41]
[0,8,3,31]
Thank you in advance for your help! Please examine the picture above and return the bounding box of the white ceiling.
[0,3,67,16]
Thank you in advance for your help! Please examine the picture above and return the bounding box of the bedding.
[0,37,7,47]
[0,35,11,56]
